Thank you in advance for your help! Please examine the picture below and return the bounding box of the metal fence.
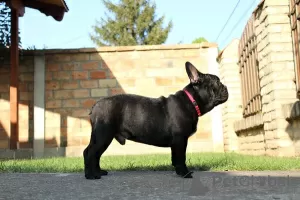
[289,0,300,98]
[238,14,262,118]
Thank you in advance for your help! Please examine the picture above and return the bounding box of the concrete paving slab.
[1,171,300,200]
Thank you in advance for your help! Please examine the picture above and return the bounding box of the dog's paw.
[85,173,101,180]
[183,171,193,178]
[99,169,108,176]
[175,165,193,178]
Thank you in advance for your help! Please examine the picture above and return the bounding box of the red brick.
[72,89,90,98]
[81,99,96,108]
[110,88,124,95]
[0,84,9,92]
[72,71,88,80]
[46,54,71,62]
[19,73,34,81]
[0,74,9,84]
[61,81,79,89]
[46,100,62,108]
[53,71,71,80]
[106,71,115,79]
[46,91,53,99]
[82,62,100,70]
[45,72,52,81]
[80,80,98,88]
[47,63,61,71]
[63,99,80,108]
[52,108,72,116]
[62,62,81,71]
[155,78,173,86]
[46,81,60,90]
[20,92,33,101]
[19,65,32,73]
[27,83,34,92]
[90,71,106,79]
[71,54,89,61]
[0,140,9,149]
[0,93,9,99]
[54,90,73,99]
[0,66,9,73]
[101,60,109,69]
[72,108,89,117]
[18,83,28,92]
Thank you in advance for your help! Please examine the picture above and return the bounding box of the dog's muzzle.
[221,85,229,102]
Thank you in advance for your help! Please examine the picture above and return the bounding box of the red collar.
[183,89,201,117]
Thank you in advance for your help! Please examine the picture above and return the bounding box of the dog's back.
[89,93,174,146]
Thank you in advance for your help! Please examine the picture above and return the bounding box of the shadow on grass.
[1,152,300,173]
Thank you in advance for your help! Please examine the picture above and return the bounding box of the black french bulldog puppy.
[83,61,229,180]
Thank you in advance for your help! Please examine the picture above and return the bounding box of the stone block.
[52,71,71,80]
[110,88,124,95]
[99,79,117,88]
[70,53,90,61]
[81,61,101,70]
[90,70,107,79]
[46,63,61,71]
[91,89,108,97]
[72,71,88,80]
[264,0,289,6]
[54,90,73,99]
[73,89,90,98]
[62,62,81,71]
[46,100,62,109]
[62,99,80,108]
[80,80,98,89]
[45,81,60,90]
[265,14,290,25]
[61,81,79,89]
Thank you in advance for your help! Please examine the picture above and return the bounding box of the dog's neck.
[183,89,201,117]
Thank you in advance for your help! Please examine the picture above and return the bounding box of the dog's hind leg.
[83,122,114,180]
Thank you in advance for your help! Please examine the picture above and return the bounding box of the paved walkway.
[1,171,300,199]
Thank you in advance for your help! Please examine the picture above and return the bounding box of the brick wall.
[0,43,219,156]
[223,0,300,157]
[44,52,121,148]
[217,39,241,152]
[256,0,297,156]
[0,54,34,149]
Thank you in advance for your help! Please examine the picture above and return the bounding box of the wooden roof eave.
[0,0,69,21]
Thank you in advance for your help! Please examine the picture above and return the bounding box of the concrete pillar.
[208,47,224,152]
[33,54,45,158]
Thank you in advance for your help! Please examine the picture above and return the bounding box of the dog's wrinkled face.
[185,61,229,114]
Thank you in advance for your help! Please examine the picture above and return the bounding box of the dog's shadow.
[112,164,211,172]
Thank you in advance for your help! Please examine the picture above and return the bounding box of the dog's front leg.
[171,135,193,178]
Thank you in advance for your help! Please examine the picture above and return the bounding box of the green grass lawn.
[1,152,300,173]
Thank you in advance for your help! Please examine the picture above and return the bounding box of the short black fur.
[83,61,229,179]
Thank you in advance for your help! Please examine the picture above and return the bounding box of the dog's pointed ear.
[185,61,203,83]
